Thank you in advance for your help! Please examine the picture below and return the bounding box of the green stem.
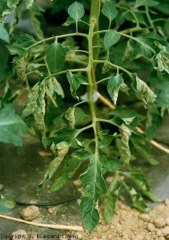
[87,0,100,162]
[145,6,156,33]
[90,0,101,70]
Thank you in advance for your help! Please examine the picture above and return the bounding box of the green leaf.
[44,128,80,146]
[131,139,159,165]
[66,71,88,100]
[104,30,121,48]
[99,135,114,148]
[38,141,70,190]
[101,2,118,22]
[123,184,150,213]
[136,35,155,59]
[119,124,131,165]
[134,0,148,8]
[100,157,123,172]
[80,154,107,233]
[0,23,10,43]
[107,74,124,105]
[46,40,66,73]
[68,1,85,22]
[132,75,156,107]
[6,34,36,56]
[0,196,16,209]
[125,169,160,202]
[104,179,121,224]
[0,104,28,146]
[146,111,162,140]
[51,155,82,191]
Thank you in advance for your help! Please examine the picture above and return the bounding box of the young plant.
[0,0,169,233]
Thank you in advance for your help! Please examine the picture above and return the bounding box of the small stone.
[162,226,169,236]
[48,207,57,214]
[166,217,169,226]
[12,230,28,240]
[156,229,163,237]
[164,199,169,206]
[139,214,150,222]
[20,206,40,221]
[73,179,81,186]
[154,217,166,228]
[147,223,155,232]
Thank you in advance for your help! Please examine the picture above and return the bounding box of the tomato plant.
[0,0,169,233]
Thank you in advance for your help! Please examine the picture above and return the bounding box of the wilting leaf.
[123,183,150,213]
[46,40,66,73]
[0,23,10,43]
[80,154,107,233]
[65,106,75,129]
[132,75,156,106]
[125,169,160,202]
[101,2,118,22]
[104,179,121,224]
[68,1,85,22]
[22,81,46,137]
[107,74,124,104]
[119,124,131,165]
[0,104,28,146]
[37,141,70,190]
[104,30,121,48]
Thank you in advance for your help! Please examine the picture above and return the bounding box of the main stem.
[87,0,100,154]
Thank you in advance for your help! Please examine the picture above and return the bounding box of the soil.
[9,198,169,240]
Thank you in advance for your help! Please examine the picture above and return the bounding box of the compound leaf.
[104,30,121,48]
[0,104,28,146]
